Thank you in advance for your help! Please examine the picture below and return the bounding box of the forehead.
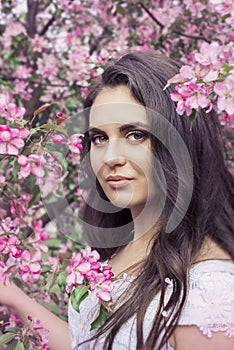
[89,86,147,127]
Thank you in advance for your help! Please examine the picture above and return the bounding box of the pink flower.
[68,133,83,156]
[102,265,114,280]
[30,34,44,52]
[66,252,91,293]
[89,273,113,302]
[0,175,5,183]
[27,220,50,252]
[219,112,234,129]
[171,83,211,116]
[195,42,221,66]
[5,104,26,121]
[0,235,22,258]
[18,154,45,179]
[52,134,66,144]
[214,75,234,115]
[6,313,22,328]
[0,125,27,155]
[19,250,42,282]
[10,193,33,218]
[0,261,8,285]
[0,217,20,235]
[81,246,100,263]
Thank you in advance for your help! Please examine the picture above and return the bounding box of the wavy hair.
[80,51,234,349]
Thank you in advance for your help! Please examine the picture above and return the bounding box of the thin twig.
[137,2,211,43]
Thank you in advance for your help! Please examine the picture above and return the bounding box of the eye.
[126,131,148,143]
[89,134,108,146]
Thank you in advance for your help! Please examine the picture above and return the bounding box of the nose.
[103,139,126,168]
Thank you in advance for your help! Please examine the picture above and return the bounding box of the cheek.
[90,150,102,180]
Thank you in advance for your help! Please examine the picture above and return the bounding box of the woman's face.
[88,85,157,215]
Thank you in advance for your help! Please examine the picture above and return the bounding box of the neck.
[131,199,162,235]
[129,201,162,253]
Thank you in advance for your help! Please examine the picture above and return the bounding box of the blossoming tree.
[0,0,233,348]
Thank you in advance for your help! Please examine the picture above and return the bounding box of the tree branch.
[137,2,211,43]
[39,16,56,36]
[26,0,39,37]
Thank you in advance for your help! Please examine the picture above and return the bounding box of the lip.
[106,175,133,189]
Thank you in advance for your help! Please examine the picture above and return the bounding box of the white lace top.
[68,260,234,349]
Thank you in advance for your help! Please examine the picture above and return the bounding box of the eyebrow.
[87,122,149,134]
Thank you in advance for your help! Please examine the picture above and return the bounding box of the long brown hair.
[80,51,234,349]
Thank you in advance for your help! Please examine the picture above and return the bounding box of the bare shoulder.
[195,236,233,263]
[171,326,234,350]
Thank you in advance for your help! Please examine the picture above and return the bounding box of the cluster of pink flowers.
[18,154,46,180]
[66,246,114,303]
[68,133,83,157]
[5,314,50,350]
[167,42,234,127]
[0,125,29,155]
[0,216,49,284]
[0,91,26,121]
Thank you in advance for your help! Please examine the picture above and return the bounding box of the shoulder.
[180,260,234,333]
[172,260,234,350]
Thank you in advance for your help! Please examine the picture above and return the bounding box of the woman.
[1,51,234,350]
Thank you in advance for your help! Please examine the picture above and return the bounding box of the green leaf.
[189,109,198,129]
[0,332,16,345]
[3,327,18,333]
[44,238,62,248]
[9,340,24,350]
[25,173,37,189]
[221,63,234,73]
[116,5,125,15]
[70,285,89,313]
[41,264,52,273]
[28,185,41,207]
[40,124,68,136]
[90,304,108,330]
[57,270,67,289]
[209,92,216,100]
[12,160,20,179]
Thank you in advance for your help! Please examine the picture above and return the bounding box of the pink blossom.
[68,133,83,156]
[14,65,32,79]
[0,261,8,285]
[214,75,234,115]
[14,80,32,100]
[19,250,42,282]
[30,34,44,52]
[66,252,91,293]
[66,246,114,306]
[6,313,22,328]
[0,235,22,257]
[4,21,25,37]
[37,55,58,79]
[171,83,211,116]
[102,265,114,280]
[0,175,5,183]
[37,156,68,197]
[10,193,32,218]
[18,154,45,179]
[0,217,20,235]
[195,42,221,66]
[89,273,113,302]
[81,246,100,263]
[0,125,27,155]
[27,220,50,252]
[219,112,234,129]
[5,104,26,121]
[52,134,66,144]
[0,90,11,113]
